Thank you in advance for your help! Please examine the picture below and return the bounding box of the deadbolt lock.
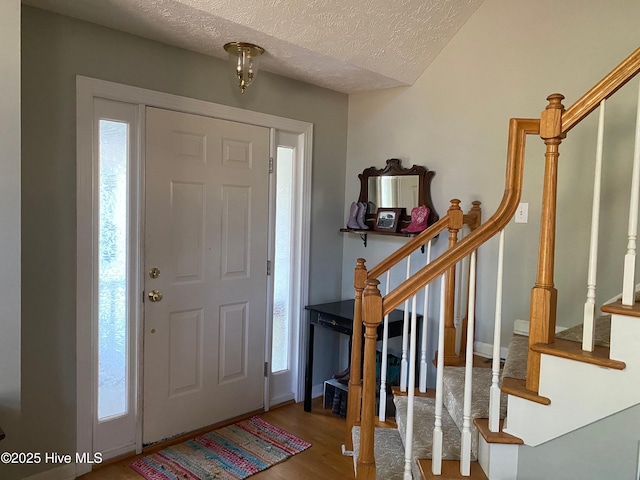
[149,267,161,279]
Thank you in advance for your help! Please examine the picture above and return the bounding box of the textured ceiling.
[23,0,484,93]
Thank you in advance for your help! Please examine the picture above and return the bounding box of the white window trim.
[76,76,312,476]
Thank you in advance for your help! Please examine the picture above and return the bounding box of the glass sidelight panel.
[98,119,129,420]
[271,146,294,373]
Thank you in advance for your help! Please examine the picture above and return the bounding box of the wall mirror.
[358,158,439,230]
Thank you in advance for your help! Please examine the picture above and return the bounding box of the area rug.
[130,416,311,479]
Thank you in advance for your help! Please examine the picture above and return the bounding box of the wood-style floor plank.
[79,398,355,480]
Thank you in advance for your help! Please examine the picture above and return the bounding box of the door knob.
[148,290,163,302]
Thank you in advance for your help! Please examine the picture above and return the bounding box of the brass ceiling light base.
[223,42,265,94]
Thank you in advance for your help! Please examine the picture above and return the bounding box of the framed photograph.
[374,208,404,232]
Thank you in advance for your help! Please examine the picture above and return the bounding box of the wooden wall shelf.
[339,228,424,252]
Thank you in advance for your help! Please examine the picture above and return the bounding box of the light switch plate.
[515,203,528,223]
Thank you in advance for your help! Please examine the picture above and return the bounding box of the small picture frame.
[374,208,404,232]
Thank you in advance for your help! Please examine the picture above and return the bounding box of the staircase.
[346,46,640,479]
[351,348,516,479]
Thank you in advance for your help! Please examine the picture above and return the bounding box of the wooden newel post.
[527,94,565,392]
[345,258,367,452]
[445,199,464,364]
[466,201,482,231]
[356,278,383,480]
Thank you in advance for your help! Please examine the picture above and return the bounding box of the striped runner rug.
[131,416,311,479]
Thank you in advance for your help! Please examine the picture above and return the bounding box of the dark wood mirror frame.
[357,158,439,230]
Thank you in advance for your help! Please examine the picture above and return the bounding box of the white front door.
[143,107,270,444]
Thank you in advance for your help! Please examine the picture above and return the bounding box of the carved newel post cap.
[364,278,381,295]
[545,93,565,109]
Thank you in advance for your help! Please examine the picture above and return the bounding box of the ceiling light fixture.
[223,42,265,94]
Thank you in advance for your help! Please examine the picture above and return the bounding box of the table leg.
[304,323,315,412]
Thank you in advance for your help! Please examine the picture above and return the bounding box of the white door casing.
[267,131,302,406]
[77,77,313,476]
[143,107,270,444]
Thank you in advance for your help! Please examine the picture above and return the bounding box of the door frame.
[76,76,313,476]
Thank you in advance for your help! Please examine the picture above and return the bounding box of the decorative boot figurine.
[402,205,429,233]
[355,202,369,230]
[346,202,361,229]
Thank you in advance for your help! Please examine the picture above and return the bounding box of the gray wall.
[0,1,22,479]
[517,403,640,480]
[20,6,347,478]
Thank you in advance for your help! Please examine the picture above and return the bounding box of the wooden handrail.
[381,118,541,317]
[563,47,640,133]
[356,48,640,479]
[367,215,450,280]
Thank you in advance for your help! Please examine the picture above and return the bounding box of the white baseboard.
[22,464,76,480]
[270,392,295,407]
[513,318,567,337]
[514,319,530,336]
[474,341,508,360]
[312,383,323,399]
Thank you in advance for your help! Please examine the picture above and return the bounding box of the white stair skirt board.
[478,436,519,480]
[504,314,640,446]
[21,464,77,480]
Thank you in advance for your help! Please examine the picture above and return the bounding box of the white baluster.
[400,255,412,392]
[432,275,446,475]
[460,252,477,476]
[583,100,606,351]
[622,80,640,306]
[419,240,432,393]
[454,237,470,354]
[379,271,391,421]
[403,295,419,480]
[489,230,505,432]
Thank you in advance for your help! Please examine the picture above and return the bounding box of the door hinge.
[267,260,272,276]
[269,157,274,173]
[264,362,269,377]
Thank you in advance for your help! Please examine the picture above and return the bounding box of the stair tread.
[601,299,640,318]
[393,395,467,479]
[440,367,508,448]
[531,338,625,370]
[501,334,528,380]
[417,459,488,480]
[473,418,523,445]
[501,377,551,405]
[556,315,611,348]
[391,385,436,398]
[352,426,405,480]
[354,417,398,429]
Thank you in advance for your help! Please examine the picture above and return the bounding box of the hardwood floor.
[80,397,355,479]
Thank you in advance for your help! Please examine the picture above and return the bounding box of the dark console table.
[304,299,422,412]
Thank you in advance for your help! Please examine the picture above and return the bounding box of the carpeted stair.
[555,313,611,347]
[351,337,525,479]
[350,309,615,478]
[350,313,615,480]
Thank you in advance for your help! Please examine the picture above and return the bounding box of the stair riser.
[505,314,640,446]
